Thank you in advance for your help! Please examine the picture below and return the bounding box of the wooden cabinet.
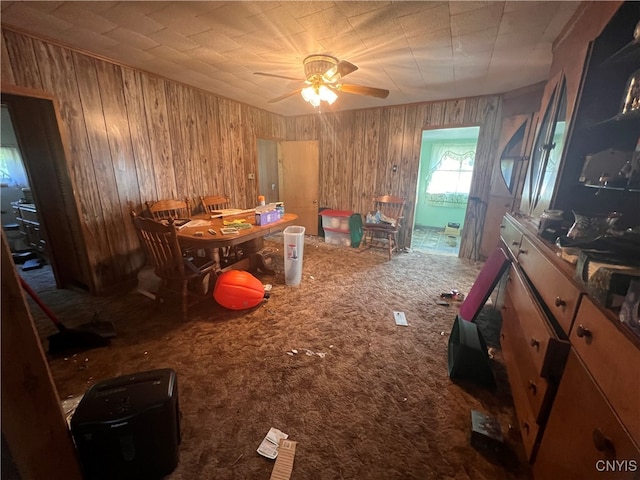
[13,203,46,254]
[550,2,640,228]
[497,6,640,476]
[500,213,640,477]
[570,297,640,445]
[534,350,640,480]
[520,73,569,220]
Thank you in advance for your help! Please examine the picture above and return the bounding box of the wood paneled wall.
[2,27,503,291]
[286,97,503,259]
[2,28,286,293]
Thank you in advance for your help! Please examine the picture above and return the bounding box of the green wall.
[414,127,480,229]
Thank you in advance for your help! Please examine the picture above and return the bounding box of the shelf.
[588,108,640,127]
[600,38,640,66]
[581,183,640,193]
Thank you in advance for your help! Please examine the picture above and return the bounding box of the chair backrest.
[132,214,186,279]
[199,194,230,213]
[145,199,191,220]
[372,195,405,222]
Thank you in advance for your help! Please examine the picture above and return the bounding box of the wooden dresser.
[499,213,640,479]
[12,202,46,254]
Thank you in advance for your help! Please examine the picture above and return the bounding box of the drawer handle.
[522,421,530,434]
[530,337,540,349]
[500,224,506,229]
[528,380,537,395]
[511,240,519,246]
[554,297,566,307]
[593,429,615,454]
[576,324,592,340]
[518,248,528,255]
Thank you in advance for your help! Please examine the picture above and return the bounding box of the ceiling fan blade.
[337,84,389,99]
[254,72,303,81]
[267,88,302,103]
[336,60,358,78]
[324,60,358,81]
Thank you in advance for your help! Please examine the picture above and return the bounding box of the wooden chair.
[131,213,216,321]
[199,194,239,263]
[145,198,191,220]
[360,195,405,260]
[199,194,230,214]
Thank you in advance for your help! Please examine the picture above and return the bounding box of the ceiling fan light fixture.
[301,85,337,108]
[319,85,338,105]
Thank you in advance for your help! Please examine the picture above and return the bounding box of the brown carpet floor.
[20,234,531,480]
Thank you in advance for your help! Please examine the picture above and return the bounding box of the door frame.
[1,85,94,293]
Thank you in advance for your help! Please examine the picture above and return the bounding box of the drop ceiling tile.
[104,43,159,66]
[104,27,160,51]
[450,2,504,37]
[453,27,498,55]
[448,1,489,16]
[146,45,194,63]
[146,4,216,36]
[188,29,242,53]
[296,5,355,40]
[187,47,229,65]
[50,3,119,34]
[347,4,402,41]
[397,3,450,37]
[252,5,307,41]
[2,3,74,36]
[99,4,166,36]
[393,1,447,18]
[54,28,120,53]
[178,58,221,77]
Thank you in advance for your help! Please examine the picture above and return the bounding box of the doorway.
[256,138,319,236]
[413,126,480,255]
[1,93,91,292]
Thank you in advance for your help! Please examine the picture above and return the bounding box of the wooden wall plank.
[2,30,42,90]
[73,52,129,284]
[94,60,142,273]
[141,74,176,201]
[204,94,224,197]
[1,31,15,85]
[193,89,216,203]
[32,40,106,290]
[122,68,157,211]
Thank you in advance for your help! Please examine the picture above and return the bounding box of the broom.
[19,277,116,354]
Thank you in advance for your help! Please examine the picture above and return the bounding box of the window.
[0,146,28,186]
[425,143,476,207]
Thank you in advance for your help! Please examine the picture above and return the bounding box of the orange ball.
[213,270,266,310]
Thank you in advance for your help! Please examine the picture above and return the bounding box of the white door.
[278,141,319,235]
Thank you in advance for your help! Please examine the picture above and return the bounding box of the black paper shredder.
[70,368,180,480]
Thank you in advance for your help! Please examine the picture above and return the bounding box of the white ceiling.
[0,1,582,116]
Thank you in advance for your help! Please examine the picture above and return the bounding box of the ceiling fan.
[254,54,390,106]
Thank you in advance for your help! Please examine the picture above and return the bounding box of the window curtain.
[0,146,28,186]
[425,143,476,207]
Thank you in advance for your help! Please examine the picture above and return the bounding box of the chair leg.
[388,233,393,260]
[181,280,188,321]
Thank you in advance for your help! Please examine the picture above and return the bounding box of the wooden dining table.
[176,212,298,274]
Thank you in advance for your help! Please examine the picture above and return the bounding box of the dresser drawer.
[517,235,582,335]
[502,299,551,422]
[500,296,541,461]
[500,215,523,259]
[534,350,640,480]
[17,204,39,223]
[506,265,569,380]
[571,296,640,447]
